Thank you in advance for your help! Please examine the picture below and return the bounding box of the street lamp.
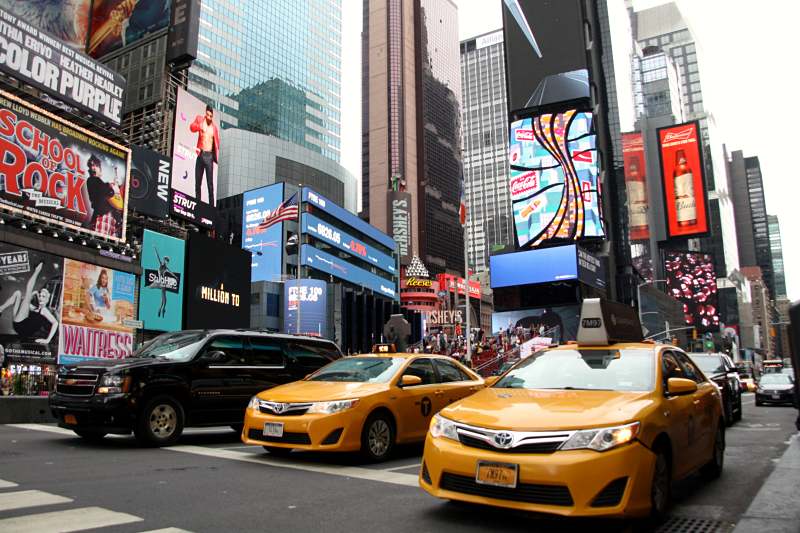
[637,279,668,327]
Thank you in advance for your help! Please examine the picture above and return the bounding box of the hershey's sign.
[388,190,412,265]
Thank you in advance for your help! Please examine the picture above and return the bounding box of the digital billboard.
[89,0,171,58]
[303,212,396,275]
[501,0,589,113]
[387,190,412,265]
[657,121,710,239]
[301,244,398,301]
[242,183,291,283]
[0,7,126,124]
[129,146,171,219]
[59,258,136,364]
[0,90,131,242]
[0,0,91,49]
[509,110,603,248]
[0,243,63,364]
[166,0,201,66]
[139,230,185,332]
[303,188,396,251]
[622,132,650,241]
[491,305,580,340]
[284,279,327,337]
[664,251,719,333]
[490,245,578,289]
[170,87,220,228]
[184,234,250,329]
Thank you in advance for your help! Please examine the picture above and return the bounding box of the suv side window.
[674,352,705,384]
[201,336,246,366]
[248,336,285,367]
[403,359,437,385]
[434,358,472,383]
[286,341,337,369]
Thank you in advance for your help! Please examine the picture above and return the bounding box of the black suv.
[689,352,742,426]
[49,330,342,446]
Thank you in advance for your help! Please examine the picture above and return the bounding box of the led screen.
[622,132,650,241]
[664,251,719,333]
[89,0,171,58]
[490,245,578,289]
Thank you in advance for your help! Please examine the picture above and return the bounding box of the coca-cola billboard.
[657,121,709,239]
[622,132,649,241]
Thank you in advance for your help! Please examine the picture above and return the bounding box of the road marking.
[216,445,257,451]
[0,480,18,489]
[729,427,782,431]
[6,424,75,436]
[138,528,194,533]
[0,507,142,533]
[384,463,421,472]
[165,445,418,487]
[0,490,72,512]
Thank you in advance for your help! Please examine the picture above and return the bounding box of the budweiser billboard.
[657,121,709,239]
[0,90,130,242]
[622,132,649,241]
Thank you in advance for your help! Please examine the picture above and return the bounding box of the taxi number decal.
[421,396,432,417]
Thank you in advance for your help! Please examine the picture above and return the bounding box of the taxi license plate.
[263,422,284,438]
[64,414,77,425]
[772,394,781,400]
[475,461,518,488]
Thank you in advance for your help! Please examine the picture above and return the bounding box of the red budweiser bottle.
[625,156,648,239]
[673,150,697,227]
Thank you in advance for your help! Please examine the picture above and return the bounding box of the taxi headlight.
[248,396,261,410]
[429,414,458,441]
[560,422,640,452]
[307,399,359,414]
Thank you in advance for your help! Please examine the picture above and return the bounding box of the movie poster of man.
[0,244,63,364]
[59,258,135,364]
[0,0,92,49]
[0,91,131,242]
[88,0,171,58]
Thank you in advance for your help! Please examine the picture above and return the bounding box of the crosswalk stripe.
[138,528,194,533]
[0,490,72,512]
[6,424,76,436]
[0,506,142,533]
[0,480,18,489]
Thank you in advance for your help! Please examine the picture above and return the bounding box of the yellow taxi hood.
[256,380,388,402]
[440,387,655,431]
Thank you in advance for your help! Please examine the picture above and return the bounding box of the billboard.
[577,247,607,291]
[303,212,396,275]
[301,244,398,300]
[388,190,412,265]
[0,6,126,125]
[490,245,578,289]
[0,91,131,242]
[657,121,710,239]
[283,279,327,337]
[0,243,63,364]
[170,87,219,228]
[509,110,603,248]
[139,230,184,332]
[437,274,480,299]
[184,234,250,329]
[501,0,589,113]
[88,0,171,58]
[129,146,171,219]
[166,0,201,66]
[242,183,289,283]
[59,258,136,364]
[303,188,396,251]
[0,0,91,49]
[622,132,650,241]
[664,251,719,333]
[491,305,580,340]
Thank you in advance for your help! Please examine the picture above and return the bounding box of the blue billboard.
[243,183,286,282]
[301,245,398,300]
[303,212,397,276]
[139,230,185,332]
[490,245,578,289]
[283,279,328,337]
[303,188,396,251]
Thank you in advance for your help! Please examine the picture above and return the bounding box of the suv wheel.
[74,430,107,442]
[724,395,733,427]
[135,395,184,447]
[733,394,742,422]
[361,412,395,462]
[701,422,725,480]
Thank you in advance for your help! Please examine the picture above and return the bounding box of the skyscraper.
[362,0,464,276]
[460,30,511,273]
[768,215,786,298]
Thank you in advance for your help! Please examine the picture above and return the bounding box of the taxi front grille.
[458,434,561,454]
[248,428,312,445]
[439,473,573,507]
[258,401,312,416]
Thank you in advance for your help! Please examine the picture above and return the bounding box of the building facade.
[768,215,787,297]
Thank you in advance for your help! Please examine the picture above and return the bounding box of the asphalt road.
[0,394,796,533]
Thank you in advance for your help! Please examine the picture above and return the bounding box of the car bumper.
[49,392,135,434]
[419,433,656,518]
[241,407,363,452]
[756,391,795,404]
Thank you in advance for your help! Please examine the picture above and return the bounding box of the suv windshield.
[133,331,207,362]
[690,356,725,376]
[495,349,655,392]
[760,374,793,385]
[309,357,404,383]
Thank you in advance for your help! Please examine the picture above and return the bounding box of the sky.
[340,0,798,301]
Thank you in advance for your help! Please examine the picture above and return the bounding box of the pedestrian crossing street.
[0,479,192,533]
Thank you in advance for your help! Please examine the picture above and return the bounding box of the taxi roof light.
[372,343,397,354]
[576,298,644,346]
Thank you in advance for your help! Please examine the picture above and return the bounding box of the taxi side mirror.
[484,376,499,386]
[399,375,422,387]
[667,377,698,396]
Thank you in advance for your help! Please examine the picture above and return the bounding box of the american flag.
[257,193,299,231]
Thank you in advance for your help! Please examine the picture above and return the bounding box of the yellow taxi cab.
[241,345,485,461]
[419,299,725,519]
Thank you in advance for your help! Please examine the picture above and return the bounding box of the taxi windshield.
[309,357,405,383]
[495,349,655,392]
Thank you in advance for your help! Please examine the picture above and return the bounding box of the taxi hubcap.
[149,404,176,437]
[368,420,390,456]
[652,454,669,512]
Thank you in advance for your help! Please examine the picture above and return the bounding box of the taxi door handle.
[434,390,444,395]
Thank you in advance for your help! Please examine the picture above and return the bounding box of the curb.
[733,432,800,532]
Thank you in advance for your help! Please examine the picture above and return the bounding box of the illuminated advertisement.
[0,91,131,242]
[509,109,603,248]
[0,243,63,364]
[129,146,171,219]
[170,88,220,228]
[59,258,136,364]
[243,183,290,282]
[303,212,396,275]
[89,0,171,58]
[622,132,650,240]
[491,305,580,340]
[0,0,91,49]
[490,245,578,288]
[283,279,327,337]
[303,188,396,251]
[138,230,184,332]
[664,251,719,333]
[301,245,398,301]
[657,121,710,239]
[437,274,480,299]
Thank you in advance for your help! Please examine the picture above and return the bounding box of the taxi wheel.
[263,446,292,457]
[74,430,106,442]
[361,412,395,462]
[701,423,725,480]
[135,395,184,447]
[650,448,671,520]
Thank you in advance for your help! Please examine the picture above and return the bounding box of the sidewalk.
[733,431,800,532]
